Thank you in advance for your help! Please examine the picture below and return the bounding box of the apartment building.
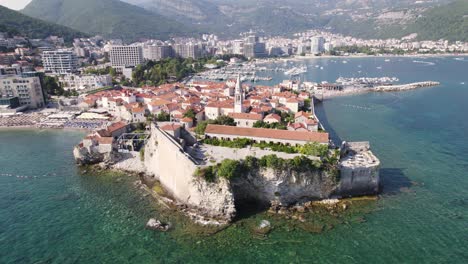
[42,50,79,74]
[143,44,173,61]
[109,45,144,69]
[173,43,201,59]
[0,75,45,109]
[59,74,112,90]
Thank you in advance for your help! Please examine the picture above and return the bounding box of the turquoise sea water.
[1,56,467,263]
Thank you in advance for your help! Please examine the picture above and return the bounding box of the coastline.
[255,53,467,64]
[0,125,92,133]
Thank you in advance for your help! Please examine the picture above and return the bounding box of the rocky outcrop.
[73,144,105,165]
[146,218,171,231]
[230,168,336,207]
[188,178,236,222]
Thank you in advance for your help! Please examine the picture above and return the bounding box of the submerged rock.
[146,218,171,232]
[254,220,272,235]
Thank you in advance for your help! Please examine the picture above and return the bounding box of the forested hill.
[18,0,468,42]
[21,0,196,42]
[406,0,468,41]
[0,5,87,42]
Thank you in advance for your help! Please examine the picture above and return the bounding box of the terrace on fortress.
[205,124,329,146]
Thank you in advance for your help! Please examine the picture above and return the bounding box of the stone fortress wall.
[144,124,236,222]
[338,142,381,196]
[142,124,381,222]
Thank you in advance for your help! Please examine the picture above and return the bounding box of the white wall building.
[143,44,173,61]
[42,50,79,74]
[109,45,144,69]
[311,36,325,55]
[59,74,112,90]
[0,75,45,109]
[174,43,201,59]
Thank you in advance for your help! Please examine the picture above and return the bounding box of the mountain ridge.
[20,0,468,41]
[0,5,86,43]
[21,0,196,41]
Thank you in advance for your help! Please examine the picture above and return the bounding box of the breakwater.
[320,81,441,99]
[373,81,440,92]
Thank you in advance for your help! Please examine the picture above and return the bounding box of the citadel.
[73,76,380,224]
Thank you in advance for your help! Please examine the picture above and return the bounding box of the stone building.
[205,124,329,146]
[228,112,263,128]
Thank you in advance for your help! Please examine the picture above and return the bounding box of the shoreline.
[255,53,467,64]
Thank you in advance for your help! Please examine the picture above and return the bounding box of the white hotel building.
[0,75,45,109]
[42,50,79,74]
[59,74,113,91]
[109,45,144,69]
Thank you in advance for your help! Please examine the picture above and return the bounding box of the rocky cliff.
[231,168,336,208]
[143,126,236,224]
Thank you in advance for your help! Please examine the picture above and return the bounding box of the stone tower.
[234,74,245,113]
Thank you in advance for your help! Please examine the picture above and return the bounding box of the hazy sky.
[0,0,32,10]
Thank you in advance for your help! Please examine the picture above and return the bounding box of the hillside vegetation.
[0,5,86,42]
[407,0,468,41]
[19,0,468,42]
[22,0,196,41]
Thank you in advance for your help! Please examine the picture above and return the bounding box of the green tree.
[183,109,196,119]
[217,159,241,180]
[215,115,236,126]
[156,111,171,122]
[299,142,329,157]
[43,76,64,96]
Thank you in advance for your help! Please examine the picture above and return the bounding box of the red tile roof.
[131,107,146,114]
[149,99,171,107]
[181,117,193,123]
[97,137,114,145]
[160,124,181,131]
[295,111,312,119]
[106,121,127,133]
[205,125,329,143]
[264,113,281,122]
[228,112,263,121]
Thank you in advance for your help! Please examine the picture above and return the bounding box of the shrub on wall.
[203,139,330,158]
[217,159,242,180]
[194,153,339,183]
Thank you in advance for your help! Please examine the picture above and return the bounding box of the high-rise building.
[109,45,144,69]
[296,45,308,55]
[311,37,325,55]
[42,50,79,74]
[232,40,244,55]
[245,33,259,44]
[174,43,201,59]
[242,32,266,58]
[0,75,45,109]
[143,44,173,61]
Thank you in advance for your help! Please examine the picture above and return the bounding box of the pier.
[373,81,440,92]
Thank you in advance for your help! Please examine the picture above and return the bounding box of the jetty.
[315,81,441,100]
[373,81,440,92]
